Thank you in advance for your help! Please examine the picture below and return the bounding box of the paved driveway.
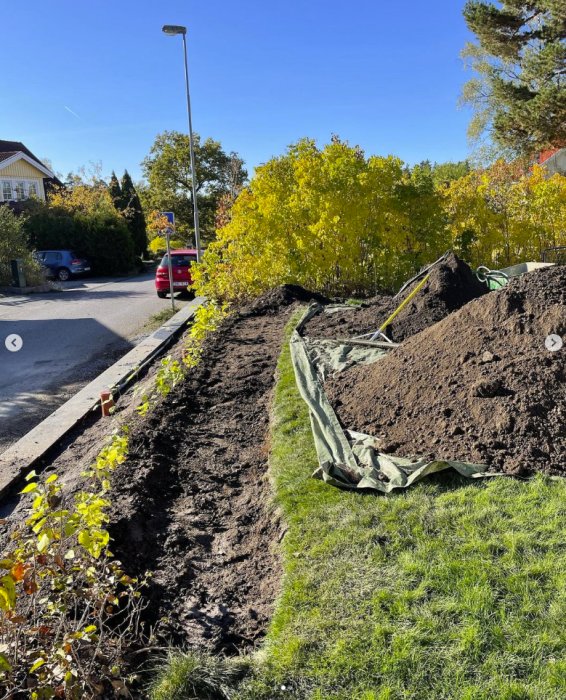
[0,272,187,451]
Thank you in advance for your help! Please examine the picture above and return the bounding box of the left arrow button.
[5,334,23,352]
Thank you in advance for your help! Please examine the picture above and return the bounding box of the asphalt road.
[0,272,186,450]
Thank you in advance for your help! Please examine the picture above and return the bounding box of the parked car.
[34,250,91,281]
[155,248,198,298]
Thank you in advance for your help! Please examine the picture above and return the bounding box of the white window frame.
[0,178,42,202]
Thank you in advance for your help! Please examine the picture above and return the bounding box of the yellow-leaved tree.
[445,161,566,268]
[192,138,450,301]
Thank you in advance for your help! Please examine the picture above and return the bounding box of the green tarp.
[290,304,494,493]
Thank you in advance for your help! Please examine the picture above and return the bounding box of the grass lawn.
[151,310,566,699]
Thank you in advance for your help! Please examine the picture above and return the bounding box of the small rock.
[451,426,464,436]
[480,350,499,363]
[472,378,503,398]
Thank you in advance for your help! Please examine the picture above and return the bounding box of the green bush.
[0,205,44,286]
[24,203,136,275]
[148,236,186,257]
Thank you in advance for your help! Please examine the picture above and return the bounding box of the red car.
[155,248,198,298]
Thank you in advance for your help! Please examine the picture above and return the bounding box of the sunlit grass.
[235,310,566,699]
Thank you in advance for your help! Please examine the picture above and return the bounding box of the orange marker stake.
[100,390,114,417]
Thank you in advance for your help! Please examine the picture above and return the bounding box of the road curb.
[0,297,205,500]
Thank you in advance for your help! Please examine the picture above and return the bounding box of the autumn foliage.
[192,139,566,302]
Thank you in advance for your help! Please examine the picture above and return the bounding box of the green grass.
[234,310,566,699]
[141,307,178,334]
[151,310,566,700]
[148,651,249,700]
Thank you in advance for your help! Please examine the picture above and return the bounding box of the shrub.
[148,236,186,257]
[0,205,44,286]
[24,199,137,275]
[0,432,148,697]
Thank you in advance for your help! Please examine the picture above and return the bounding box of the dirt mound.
[388,252,487,341]
[304,253,486,342]
[107,291,297,651]
[242,284,329,316]
[327,266,565,475]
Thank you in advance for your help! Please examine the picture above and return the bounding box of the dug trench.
[106,286,323,651]
[0,285,324,656]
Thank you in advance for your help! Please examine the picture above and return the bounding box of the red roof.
[538,148,562,164]
[170,248,198,254]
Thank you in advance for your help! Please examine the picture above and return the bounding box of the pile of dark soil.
[327,266,565,475]
[388,252,487,341]
[243,283,329,316]
[107,286,315,651]
[304,253,487,342]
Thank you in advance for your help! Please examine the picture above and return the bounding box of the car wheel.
[57,267,71,282]
[157,291,167,299]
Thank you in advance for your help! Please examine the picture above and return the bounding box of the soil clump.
[326,266,565,475]
[304,253,487,342]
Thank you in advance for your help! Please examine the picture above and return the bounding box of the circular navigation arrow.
[5,334,23,352]
[545,334,563,352]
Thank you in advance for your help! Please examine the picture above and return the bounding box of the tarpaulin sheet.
[290,304,493,492]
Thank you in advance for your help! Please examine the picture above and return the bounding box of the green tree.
[25,183,137,275]
[141,131,247,244]
[120,170,147,257]
[0,206,44,285]
[108,171,122,210]
[462,1,566,155]
[192,138,450,301]
[431,161,471,187]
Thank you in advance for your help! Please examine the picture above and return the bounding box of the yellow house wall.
[0,159,46,199]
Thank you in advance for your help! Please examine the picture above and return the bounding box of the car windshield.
[161,254,196,267]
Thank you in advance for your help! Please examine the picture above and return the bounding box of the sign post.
[161,212,176,312]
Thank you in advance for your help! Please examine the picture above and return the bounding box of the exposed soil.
[304,253,487,342]
[1,285,313,653]
[105,287,309,651]
[327,266,566,476]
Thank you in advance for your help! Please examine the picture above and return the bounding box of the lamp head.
[162,25,187,36]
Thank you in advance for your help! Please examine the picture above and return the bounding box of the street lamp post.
[162,24,202,263]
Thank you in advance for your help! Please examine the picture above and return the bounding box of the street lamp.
[162,24,202,263]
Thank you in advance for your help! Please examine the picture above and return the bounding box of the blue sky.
[2,0,476,182]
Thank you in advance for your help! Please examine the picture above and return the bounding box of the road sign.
[161,211,175,236]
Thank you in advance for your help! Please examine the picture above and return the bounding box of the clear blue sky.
[2,0,476,182]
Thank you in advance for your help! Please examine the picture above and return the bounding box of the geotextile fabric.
[291,304,494,492]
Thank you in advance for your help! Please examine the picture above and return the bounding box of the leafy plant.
[136,355,185,416]
[0,206,44,286]
[183,303,228,370]
[0,431,148,698]
[135,303,228,417]
[23,183,137,275]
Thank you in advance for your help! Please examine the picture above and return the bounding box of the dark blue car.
[34,250,91,282]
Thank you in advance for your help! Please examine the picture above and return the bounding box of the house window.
[15,182,26,200]
[0,179,42,201]
[2,181,12,201]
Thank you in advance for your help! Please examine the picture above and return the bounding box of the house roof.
[0,139,63,185]
[0,140,51,171]
[541,148,566,176]
[0,150,19,164]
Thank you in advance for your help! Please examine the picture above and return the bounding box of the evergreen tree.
[462,1,566,155]
[108,171,122,210]
[120,170,148,257]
